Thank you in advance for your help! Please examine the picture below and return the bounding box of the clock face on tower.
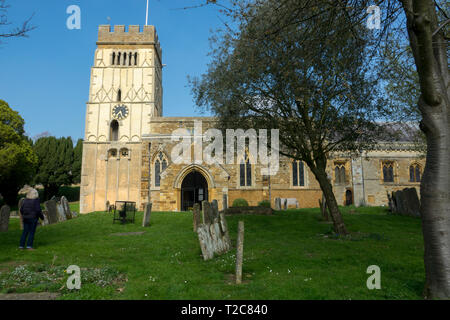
[112,105,129,120]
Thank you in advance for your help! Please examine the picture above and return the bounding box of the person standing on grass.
[19,188,44,250]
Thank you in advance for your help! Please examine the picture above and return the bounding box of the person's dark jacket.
[20,198,44,220]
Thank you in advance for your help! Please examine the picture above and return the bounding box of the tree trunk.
[420,97,450,299]
[313,166,348,235]
[401,0,450,299]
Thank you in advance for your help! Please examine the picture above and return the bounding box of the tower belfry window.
[110,120,119,141]
[129,52,133,66]
[123,52,127,66]
[117,52,121,65]
[134,53,138,66]
[117,89,122,102]
[112,52,116,65]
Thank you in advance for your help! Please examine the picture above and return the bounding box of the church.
[79,24,425,214]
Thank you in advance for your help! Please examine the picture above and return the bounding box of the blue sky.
[0,0,226,141]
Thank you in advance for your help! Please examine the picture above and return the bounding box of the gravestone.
[44,200,59,224]
[403,188,421,217]
[41,210,49,226]
[197,201,232,260]
[211,200,219,219]
[0,205,11,232]
[283,198,287,210]
[202,201,214,225]
[55,201,66,222]
[72,211,78,218]
[142,202,152,227]
[193,203,201,232]
[106,201,110,212]
[18,198,25,230]
[274,197,281,210]
[60,196,72,220]
[222,194,228,210]
[393,190,406,216]
[387,192,395,213]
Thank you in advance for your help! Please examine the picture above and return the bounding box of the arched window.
[154,152,168,187]
[110,120,119,141]
[334,163,346,184]
[129,52,133,66]
[117,89,122,102]
[239,153,252,187]
[410,163,421,182]
[120,148,129,158]
[108,149,117,158]
[112,52,116,65]
[123,52,127,66]
[134,52,138,66]
[292,160,305,186]
[382,161,394,182]
[117,52,121,65]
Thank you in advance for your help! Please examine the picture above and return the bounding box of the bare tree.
[0,0,36,43]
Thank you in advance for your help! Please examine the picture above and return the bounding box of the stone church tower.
[80,25,162,213]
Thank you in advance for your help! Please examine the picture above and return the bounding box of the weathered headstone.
[403,188,421,217]
[211,200,219,219]
[18,198,25,230]
[197,201,232,261]
[283,198,287,210]
[106,201,110,212]
[202,201,214,225]
[71,211,78,218]
[56,201,66,222]
[0,205,11,232]
[44,200,59,224]
[274,197,281,211]
[222,194,228,210]
[142,202,152,227]
[60,196,72,220]
[394,190,406,216]
[193,203,201,232]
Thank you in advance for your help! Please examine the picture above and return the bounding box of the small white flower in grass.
[288,269,291,273]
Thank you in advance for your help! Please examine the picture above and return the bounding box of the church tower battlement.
[80,24,163,214]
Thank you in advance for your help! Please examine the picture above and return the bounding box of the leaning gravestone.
[142,202,152,227]
[55,201,66,222]
[197,201,231,260]
[0,205,11,232]
[18,198,25,230]
[402,188,421,217]
[44,200,59,224]
[222,194,228,210]
[60,196,72,220]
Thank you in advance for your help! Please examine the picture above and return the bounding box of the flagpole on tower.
[145,0,149,25]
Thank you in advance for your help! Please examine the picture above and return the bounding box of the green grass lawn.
[0,205,425,300]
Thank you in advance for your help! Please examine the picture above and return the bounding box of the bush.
[258,200,271,208]
[232,198,249,207]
